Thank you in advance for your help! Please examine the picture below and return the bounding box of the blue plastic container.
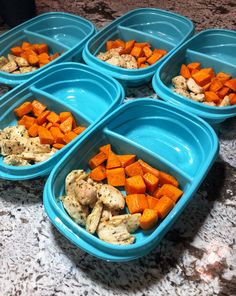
[82,8,194,87]
[0,62,124,180]
[152,29,236,124]
[0,12,95,87]
[43,99,219,261]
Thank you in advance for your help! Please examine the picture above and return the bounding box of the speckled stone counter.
[0,1,236,296]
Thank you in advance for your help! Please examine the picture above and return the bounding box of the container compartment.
[152,29,236,124]
[44,125,191,261]
[44,99,218,261]
[26,14,93,48]
[91,26,174,57]
[119,9,192,45]
[0,62,124,180]
[33,66,121,123]
[0,12,95,87]
[83,8,194,87]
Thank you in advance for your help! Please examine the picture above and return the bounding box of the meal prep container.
[152,29,236,124]
[44,99,219,261]
[82,8,194,87]
[0,62,124,180]
[0,12,95,87]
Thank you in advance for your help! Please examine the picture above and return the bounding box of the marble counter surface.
[0,1,236,295]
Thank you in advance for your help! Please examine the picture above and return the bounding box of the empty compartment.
[91,26,173,57]
[186,30,236,64]
[105,101,217,178]
[33,65,123,123]
[26,13,94,48]
[119,8,193,45]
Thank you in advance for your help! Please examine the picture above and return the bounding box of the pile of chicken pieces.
[96,47,138,69]
[172,75,230,107]
[0,125,57,166]
[0,55,38,74]
[62,170,141,245]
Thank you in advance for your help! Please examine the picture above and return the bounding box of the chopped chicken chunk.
[97,219,135,245]
[110,214,141,233]
[220,95,230,107]
[15,57,29,67]
[86,200,103,234]
[190,92,205,102]
[97,184,125,210]
[187,78,203,94]
[1,60,18,73]
[72,179,97,206]
[62,195,89,226]
[19,66,33,73]
[172,75,187,90]
[174,88,191,98]
[4,155,30,166]
[121,54,138,69]
[65,170,88,195]
[0,56,8,67]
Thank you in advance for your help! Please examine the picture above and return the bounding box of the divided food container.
[44,99,219,261]
[152,29,236,124]
[82,8,194,87]
[0,62,124,180]
[0,12,95,87]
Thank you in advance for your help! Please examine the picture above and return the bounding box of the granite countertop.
[0,1,236,295]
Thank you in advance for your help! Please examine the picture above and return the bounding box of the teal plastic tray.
[0,62,124,180]
[152,29,236,124]
[44,99,219,261]
[0,12,95,87]
[83,8,194,87]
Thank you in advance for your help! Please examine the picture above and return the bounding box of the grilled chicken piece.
[106,56,126,68]
[62,195,89,226]
[110,214,141,233]
[7,54,16,61]
[174,88,191,98]
[97,184,125,210]
[19,66,33,73]
[97,219,135,245]
[25,137,51,153]
[4,155,30,166]
[187,78,203,94]
[121,54,138,69]
[86,200,103,234]
[1,60,18,73]
[72,179,97,206]
[1,140,26,155]
[0,56,8,67]
[172,75,187,90]
[220,95,230,107]
[15,57,29,67]
[65,170,88,195]
[203,101,216,106]
[190,92,205,102]
[96,47,122,61]
[0,126,28,141]
[20,150,56,163]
